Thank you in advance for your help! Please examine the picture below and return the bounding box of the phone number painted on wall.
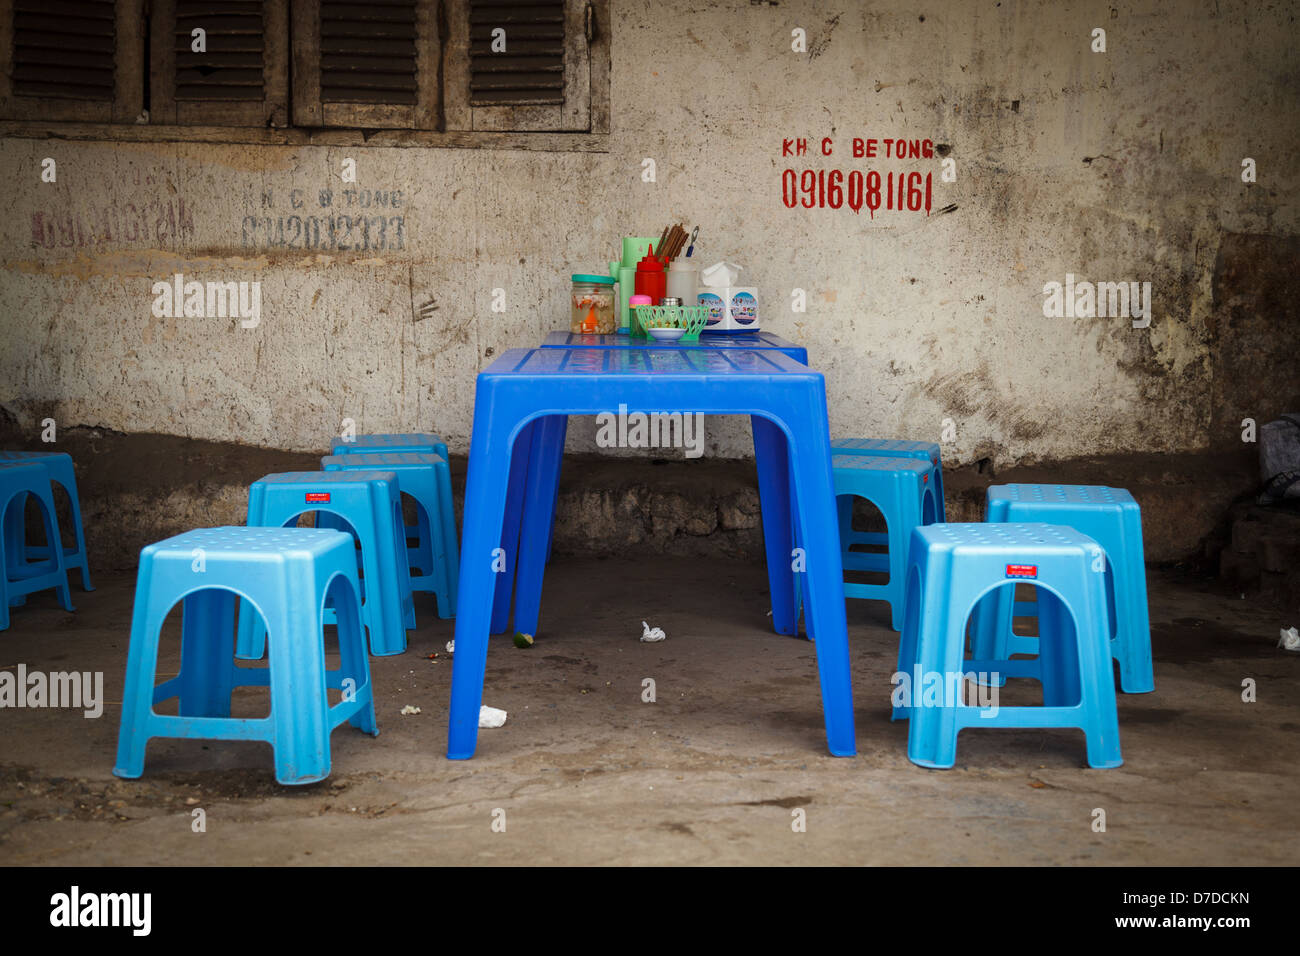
[781,169,933,217]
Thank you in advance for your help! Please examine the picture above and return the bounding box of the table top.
[482,346,819,380]
[542,330,804,352]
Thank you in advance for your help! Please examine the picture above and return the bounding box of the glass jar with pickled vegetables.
[570,274,616,334]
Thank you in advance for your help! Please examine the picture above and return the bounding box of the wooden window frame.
[290,0,439,130]
[0,0,610,145]
[443,0,609,134]
[149,0,289,127]
[0,0,144,123]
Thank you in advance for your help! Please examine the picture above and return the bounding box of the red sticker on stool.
[1006,564,1037,578]
[306,492,330,503]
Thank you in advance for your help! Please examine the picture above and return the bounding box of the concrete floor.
[1,556,1297,866]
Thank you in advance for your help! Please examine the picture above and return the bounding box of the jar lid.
[572,274,615,284]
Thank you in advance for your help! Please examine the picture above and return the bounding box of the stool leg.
[235,487,270,660]
[33,485,73,612]
[922,484,940,526]
[1074,571,1123,768]
[513,415,567,639]
[907,579,978,769]
[435,459,460,617]
[1037,589,1082,708]
[332,576,378,735]
[416,496,454,616]
[0,508,11,629]
[892,564,924,721]
[3,492,26,586]
[752,415,797,636]
[363,494,409,656]
[391,498,417,630]
[448,411,520,759]
[114,567,166,778]
[785,418,854,756]
[885,482,922,632]
[56,474,93,591]
[177,588,237,718]
[266,600,332,784]
[969,587,1013,687]
[836,494,854,556]
[414,502,435,585]
[490,420,534,634]
[1114,543,1154,693]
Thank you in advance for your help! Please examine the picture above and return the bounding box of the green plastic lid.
[572,274,615,285]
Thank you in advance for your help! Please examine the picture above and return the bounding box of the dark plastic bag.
[1260,415,1300,503]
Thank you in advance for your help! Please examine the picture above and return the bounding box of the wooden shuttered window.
[2,0,608,134]
[290,0,439,129]
[0,0,143,121]
[150,0,288,126]
[444,0,605,132]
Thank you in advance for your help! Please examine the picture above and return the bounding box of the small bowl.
[647,327,686,342]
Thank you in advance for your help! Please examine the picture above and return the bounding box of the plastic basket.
[632,304,708,341]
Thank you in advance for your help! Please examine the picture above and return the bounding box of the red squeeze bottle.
[634,244,667,303]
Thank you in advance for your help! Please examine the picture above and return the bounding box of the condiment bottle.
[633,244,667,305]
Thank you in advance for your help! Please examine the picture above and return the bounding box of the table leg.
[490,419,534,634]
[448,414,525,759]
[790,460,811,639]
[786,421,855,756]
[512,415,567,638]
[752,415,798,635]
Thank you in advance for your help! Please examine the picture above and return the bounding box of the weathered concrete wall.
[2,0,1297,468]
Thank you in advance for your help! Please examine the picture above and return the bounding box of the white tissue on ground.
[1279,627,1300,652]
[641,620,667,643]
[479,705,507,728]
[446,640,455,654]
[400,705,421,715]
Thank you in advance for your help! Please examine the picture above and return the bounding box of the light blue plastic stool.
[0,463,74,628]
[831,454,939,631]
[237,471,415,658]
[321,452,458,617]
[331,432,449,461]
[831,439,944,557]
[974,484,1154,694]
[113,527,378,786]
[0,450,93,591]
[330,434,457,611]
[893,522,1122,769]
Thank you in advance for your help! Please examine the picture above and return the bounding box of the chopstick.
[663,224,685,261]
[651,223,690,263]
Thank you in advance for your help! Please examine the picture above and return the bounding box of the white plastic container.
[665,259,699,307]
[698,261,759,333]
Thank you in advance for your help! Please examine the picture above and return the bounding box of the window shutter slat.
[151,0,288,126]
[445,0,596,132]
[468,0,566,105]
[290,0,438,130]
[1,0,142,121]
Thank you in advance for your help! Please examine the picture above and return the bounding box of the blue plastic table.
[541,330,809,364]
[448,347,853,759]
